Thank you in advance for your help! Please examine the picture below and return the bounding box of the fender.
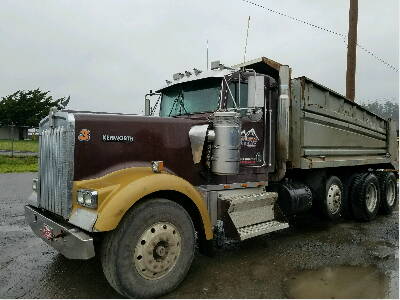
[72,167,213,239]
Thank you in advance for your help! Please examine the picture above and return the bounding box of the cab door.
[224,74,277,182]
[239,75,276,172]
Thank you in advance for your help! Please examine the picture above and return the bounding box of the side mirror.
[145,97,151,116]
[247,75,265,108]
[144,91,162,116]
[245,75,265,121]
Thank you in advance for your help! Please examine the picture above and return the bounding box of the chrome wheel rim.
[366,183,378,212]
[386,180,396,207]
[327,184,342,214]
[134,222,181,280]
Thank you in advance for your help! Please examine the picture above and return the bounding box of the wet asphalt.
[0,172,398,299]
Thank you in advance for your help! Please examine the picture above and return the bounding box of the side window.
[227,82,249,115]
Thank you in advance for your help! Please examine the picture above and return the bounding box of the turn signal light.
[151,161,164,173]
[32,178,39,191]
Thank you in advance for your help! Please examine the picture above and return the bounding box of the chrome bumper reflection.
[25,205,95,260]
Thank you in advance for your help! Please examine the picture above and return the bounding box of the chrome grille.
[38,112,75,218]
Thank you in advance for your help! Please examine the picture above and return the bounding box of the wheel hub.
[155,244,167,257]
[366,183,378,212]
[327,184,342,214]
[134,222,181,280]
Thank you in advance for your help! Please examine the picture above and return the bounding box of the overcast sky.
[0,0,398,114]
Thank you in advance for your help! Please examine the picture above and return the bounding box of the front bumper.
[25,205,95,259]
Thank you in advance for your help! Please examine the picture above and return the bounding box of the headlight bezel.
[77,189,98,208]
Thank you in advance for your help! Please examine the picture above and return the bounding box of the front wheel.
[101,198,195,298]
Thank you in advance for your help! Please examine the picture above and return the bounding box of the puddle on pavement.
[285,265,388,299]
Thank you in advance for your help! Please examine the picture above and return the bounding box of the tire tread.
[100,198,195,298]
[376,172,398,214]
[351,173,380,221]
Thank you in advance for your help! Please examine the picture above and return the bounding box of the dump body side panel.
[289,77,395,169]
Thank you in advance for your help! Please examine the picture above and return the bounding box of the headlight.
[77,189,98,208]
[32,178,39,191]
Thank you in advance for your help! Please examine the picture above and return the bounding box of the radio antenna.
[206,39,209,70]
[243,16,251,64]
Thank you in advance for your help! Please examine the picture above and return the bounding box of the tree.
[0,88,69,128]
[361,100,399,132]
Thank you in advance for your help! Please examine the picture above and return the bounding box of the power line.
[354,42,398,72]
[240,0,399,72]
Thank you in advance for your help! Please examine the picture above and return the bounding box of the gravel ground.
[0,172,398,298]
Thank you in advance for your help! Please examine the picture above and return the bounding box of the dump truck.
[25,57,398,298]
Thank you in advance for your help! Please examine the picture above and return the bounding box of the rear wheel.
[377,172,398,214]
[101,198,195,298]
[342,173,362,219]
[351,173,380,221]
[320,176,344,220]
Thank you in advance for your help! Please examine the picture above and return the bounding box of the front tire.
[101,198,195,298]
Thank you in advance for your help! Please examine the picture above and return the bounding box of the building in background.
[0,125,29,140]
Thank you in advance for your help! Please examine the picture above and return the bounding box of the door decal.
[241,128,259,148]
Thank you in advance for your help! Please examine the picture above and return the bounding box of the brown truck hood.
[73,113,207,184]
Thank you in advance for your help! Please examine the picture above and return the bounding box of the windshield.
[159,79,221,117]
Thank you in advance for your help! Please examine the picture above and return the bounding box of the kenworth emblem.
[78,129,91,142]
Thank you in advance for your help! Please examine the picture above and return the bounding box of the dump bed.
[289,77,398,169]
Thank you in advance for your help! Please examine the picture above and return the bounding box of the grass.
[0,156,38,173]
[0,139,39,152]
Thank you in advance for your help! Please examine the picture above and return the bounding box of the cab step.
[217,187,289,241]
[238,220,289,240]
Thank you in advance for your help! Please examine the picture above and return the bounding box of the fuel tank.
[211,111,241,175]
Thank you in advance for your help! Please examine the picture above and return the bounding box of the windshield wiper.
[168,91,188,117]
[172,111,214,117]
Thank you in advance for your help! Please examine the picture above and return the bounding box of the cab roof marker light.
[193,68,202,75]
[173,73,184,81]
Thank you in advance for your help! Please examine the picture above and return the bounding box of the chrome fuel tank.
[211,111,241,175]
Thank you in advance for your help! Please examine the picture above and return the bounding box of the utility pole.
[346,0,358,101]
